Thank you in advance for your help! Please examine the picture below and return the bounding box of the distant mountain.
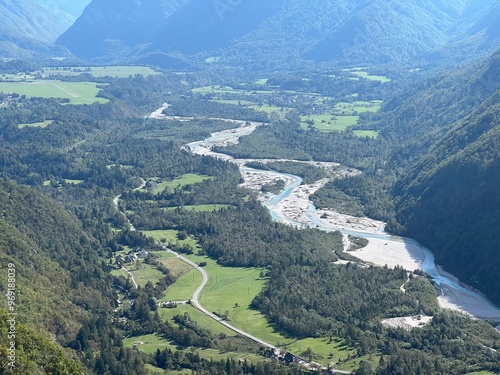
[56,0,189,60]
[0,0,73,58]
[57,0,500,68]
[34,0,91,18]
[386,49,500,305]
[467,1,500,40]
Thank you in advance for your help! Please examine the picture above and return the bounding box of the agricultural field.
[300,99,382,137]
[42,179,85,187]
[343,68,391,83]
[159,304,234,336]
[335,100,383,114]
[300,114,359,132]
[128,262,166,288]
[180,253,357,366]
[143,229,200,249]
[124,333,265,364]
[141,173,214,194]
[255,78,269,85]
[0,80,108,104]
[161,268,202,302]
[115,229,366,367]
[211,98,288,117]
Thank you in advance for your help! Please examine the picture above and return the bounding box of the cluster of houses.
[262,348,347,374]
[263,348,297,365]
[115,247,148,264]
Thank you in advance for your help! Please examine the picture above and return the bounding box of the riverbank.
[185,117,500,323]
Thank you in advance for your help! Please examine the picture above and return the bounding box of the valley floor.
[182,116,500,324]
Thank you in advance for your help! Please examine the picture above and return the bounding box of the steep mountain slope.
[0,0,73,57]
[307,0,456,63]
[55,0,189,59]
[56,0,500,68]
[468,1,500,40]
[0,178,114,369]
[388,51,500,305]
[34,0,91,18]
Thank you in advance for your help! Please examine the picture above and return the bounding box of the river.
[186,119,500,326]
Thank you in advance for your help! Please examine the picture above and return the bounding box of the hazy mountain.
[34,0,91,18]
[0,0,73,57]
[467,1,500,40]
[387,49,500,304]
[57,0,500,68]
[56,0,190,59]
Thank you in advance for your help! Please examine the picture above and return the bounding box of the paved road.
[167,250,278,350]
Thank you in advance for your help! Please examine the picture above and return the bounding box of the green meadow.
[343,68,391,83]
[335,100,383,114]
[300,114,359,132]
[18,120,53,129]
[161,268,202,302]
[350,70,391,83]
[123,229,359,367]
[142,229,200,249]
[181,253,357,365]
[192,85,271,95]
[145,173,214,194]
[128,263,166,288]
[124,333,265,364]
[0,80,108,104]
[162,204,232,212]
[159,304,234,336]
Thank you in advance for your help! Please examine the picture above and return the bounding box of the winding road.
[112,113,360,373]
[166,250,279,350]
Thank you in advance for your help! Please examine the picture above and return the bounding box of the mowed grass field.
[300,114,359,131]
[335,100,383,114]
[143,229,200,249]
[18,120,53,129]
[350,70,391,83]
[179,253,357,365]
[0,80,108,104]
[162,204,232,212]
[300,100,381,137]
[118,262,165,288]
[159,304,234,336]
[148,173,214,194]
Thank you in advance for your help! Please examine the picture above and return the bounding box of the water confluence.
[186,121,500,324]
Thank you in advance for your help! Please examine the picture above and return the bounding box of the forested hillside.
[391,93,500,305]
[376,49,500,305]
[0,178,150,374]
[56,0,500,69]
[0,0,73,57]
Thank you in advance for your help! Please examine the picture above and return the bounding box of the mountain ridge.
[56,0,500,68]
[386,49,500,305]
[0,0,74,58]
